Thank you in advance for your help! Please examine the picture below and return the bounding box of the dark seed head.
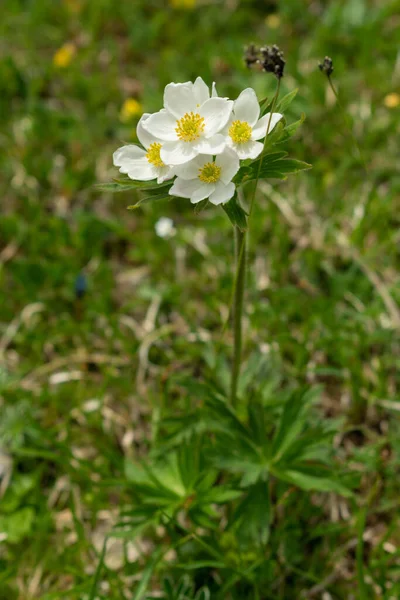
[319,56,334,77]
[244,43,285,79]
[259,44,286,79]
[244,44,261,69]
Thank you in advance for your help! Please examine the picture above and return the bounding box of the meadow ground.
[0,0,399,598]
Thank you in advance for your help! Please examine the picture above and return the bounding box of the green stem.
[229,80,281,406]
[248,78,281,218]
[230,211,247,406]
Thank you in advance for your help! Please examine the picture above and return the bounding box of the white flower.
[155,217,175,238]
[142,77,233,166]
[224,88,283,160]
[169,148,239,205]
[113,113,174,184]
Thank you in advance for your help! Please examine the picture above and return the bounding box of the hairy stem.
[229,82,281,405]
[230,199,247,406]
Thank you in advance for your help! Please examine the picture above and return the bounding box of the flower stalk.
[230,190,247,406]
[229,80,281,405]
[108,74,309,408]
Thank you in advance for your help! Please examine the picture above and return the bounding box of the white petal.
[209,181,235,205]
[113,145,146,171]
[136,113,157,149]
[191,183,215,203]
[157,166,175,184]
[164,82,196,118]
[211,82,218,98]
[143,110,178,141]
[170,177,202,199]
[113,146,155,179]
[252,112,283,140]
[199,98,233,136]
[173,155,208,180]
[231,140,264,160]
[215,148,240,184]
[233,88,260,126]
[127,160,157,181]
[160,140,198,166]
[195,134,226,155]
[193,77,210,106]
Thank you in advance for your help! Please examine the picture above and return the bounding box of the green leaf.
[276,88,298,113]
[175,560,226,570]
[95,181,135,193]
[200,487,243,504]
[237,151,287,184]
[272,388,317,461]
[194,199,209,214]
[128,194,174,210]
[195,588,211,600]
[89,536,108,600]
[278,113,306,143]
[258,150,288,163]
[132,547,164,600]
[263,120,286,148]
[0,507,35,543]
[233,481,271,546]
[274,468,352,497]
[95,178,172,193]
[254,158,312,181]
[177,439,201,491]
[222,194,248,231]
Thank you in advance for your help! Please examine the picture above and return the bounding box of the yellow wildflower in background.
[265,14,280,29]
[120,98,143,122]
[169,0,196,9]
[63,0,83,13]
[383,93,400,108]
[53,43,76,68]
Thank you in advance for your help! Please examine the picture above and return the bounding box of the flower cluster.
[113,77,282,206]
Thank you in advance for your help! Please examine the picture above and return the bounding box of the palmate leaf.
[249,156,312,182]
[125,437,241,527]
[272,466,352,498]
[232,480,271,546]
[234,151,287,185]
[205,389,351,496]
[271,387,318,462]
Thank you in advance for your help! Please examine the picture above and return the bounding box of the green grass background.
[0,0,399,598]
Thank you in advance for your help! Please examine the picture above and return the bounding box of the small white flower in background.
[142,77,233,166]
[155,217,176,238]
[170,148,239,205]
[113,113,174,184]
[224,88,282,159]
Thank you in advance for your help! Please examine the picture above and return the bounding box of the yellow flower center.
[198,162,221,183]
[146,142,164,167]
[175,112,205,142]
[229,120,252,144]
